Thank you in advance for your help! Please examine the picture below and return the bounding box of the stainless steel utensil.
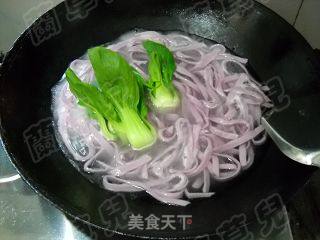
[262,94,320,168]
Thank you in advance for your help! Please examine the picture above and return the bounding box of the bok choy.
[143,40,180,110]
[66,47,156,150]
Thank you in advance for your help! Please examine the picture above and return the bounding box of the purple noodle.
[52,31,272,206]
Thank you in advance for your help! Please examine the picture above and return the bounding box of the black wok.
[1,0,320,239]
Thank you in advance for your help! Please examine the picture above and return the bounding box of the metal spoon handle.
[262,117,320,168]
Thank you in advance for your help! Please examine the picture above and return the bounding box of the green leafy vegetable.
[66,47,157,150]
[143,40,180,110]
[134,69,149,119]
[66,68,117,140]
